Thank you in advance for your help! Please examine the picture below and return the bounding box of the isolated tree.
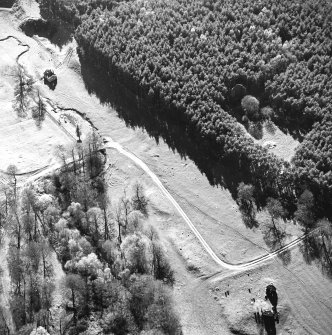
[237,182,256,224]
[31,91,46,128]
[264,198,287,249]
[131,183,149,215]
[76,125,82,143]
[13,67,33,118]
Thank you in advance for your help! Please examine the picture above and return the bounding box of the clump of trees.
[1,176,56,331]
[237,181,332,270]
[50,156,179,333]
[13,66,49,128]
[292,114,332,214]
[0,132,180,334]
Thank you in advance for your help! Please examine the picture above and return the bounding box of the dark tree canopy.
[38,0,332,214]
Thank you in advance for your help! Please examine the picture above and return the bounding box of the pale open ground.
[0,34,75,174]
[0,16,92,177]
[255,122,300,162]
[0,2,331,334]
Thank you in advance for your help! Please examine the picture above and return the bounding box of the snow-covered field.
[0,16,92,177]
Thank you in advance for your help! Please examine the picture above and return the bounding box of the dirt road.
[104,137,314,271]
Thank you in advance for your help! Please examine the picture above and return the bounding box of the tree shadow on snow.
[79,55,252,199]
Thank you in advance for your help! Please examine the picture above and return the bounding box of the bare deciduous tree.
[32,91,47,128]
[13,67,33,118]
[131,182,149,215]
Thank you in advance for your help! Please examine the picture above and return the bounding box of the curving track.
[103,137,313,271]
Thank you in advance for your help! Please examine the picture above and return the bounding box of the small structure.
[44,69,57,82]
[43,69,57,90]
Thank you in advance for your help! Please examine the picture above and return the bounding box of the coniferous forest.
[38,0,332,218]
